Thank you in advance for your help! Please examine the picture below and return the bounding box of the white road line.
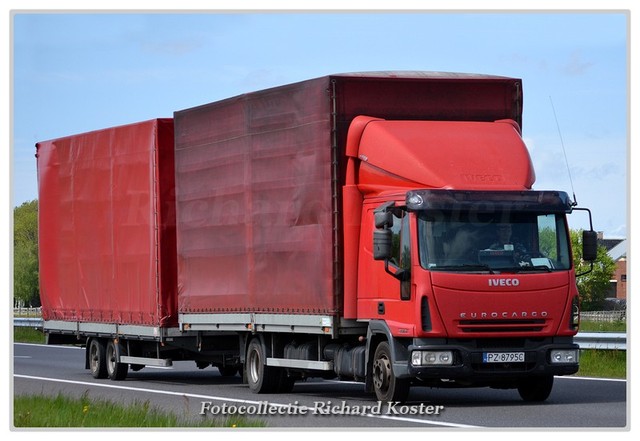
[13,374,480,428]
[558,376,627,383]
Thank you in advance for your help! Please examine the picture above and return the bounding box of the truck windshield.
[417,211,572,273]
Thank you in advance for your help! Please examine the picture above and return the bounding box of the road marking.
[558,376,626,383]
[13,374,480,428]
[14,356,32,359]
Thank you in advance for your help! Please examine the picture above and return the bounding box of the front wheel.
[517,375,554,402]
[372,341,410,402]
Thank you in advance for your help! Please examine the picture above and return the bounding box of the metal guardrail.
[14,317,44,328]
[13,316,626,350]
[574,332,626,351]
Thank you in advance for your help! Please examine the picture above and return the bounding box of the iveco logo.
[489,278,520,287]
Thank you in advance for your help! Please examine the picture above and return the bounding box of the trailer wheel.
[246,339,279,393]
[372,341,410,402]
[517,375,554,402]
[88,339,107,379]
[106,340,128,381]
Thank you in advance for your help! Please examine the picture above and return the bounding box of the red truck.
[37,72,597,402]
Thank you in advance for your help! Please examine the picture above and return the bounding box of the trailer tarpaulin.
[174,78,336,314]
[36,119,177,327]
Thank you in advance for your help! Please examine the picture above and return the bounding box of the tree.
[571,229,616,311]
[14,200,40,307]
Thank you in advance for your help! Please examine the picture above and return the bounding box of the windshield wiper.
[499,265,553,273]
[432,264,495,274]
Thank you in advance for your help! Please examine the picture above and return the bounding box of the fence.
[580,310,626,323]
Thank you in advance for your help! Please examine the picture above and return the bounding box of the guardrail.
[14,317,44,328]
[13,315,626,350]
[574,332,626,350]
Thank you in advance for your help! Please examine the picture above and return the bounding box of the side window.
[537,214,558,260]
[389,212,402,266]
[400,212,411,270]
[389,211,411,270]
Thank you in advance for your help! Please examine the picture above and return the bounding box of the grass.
[13,327,46,344]
[577,349,626,379]
[13,392,266,428]
[578,320,627,332]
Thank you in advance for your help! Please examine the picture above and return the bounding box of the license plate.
[483,352,525,363]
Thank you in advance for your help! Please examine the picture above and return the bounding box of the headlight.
[550,349,579,364]
[411,350,454,366]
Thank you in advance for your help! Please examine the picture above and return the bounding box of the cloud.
[562,50,595,76]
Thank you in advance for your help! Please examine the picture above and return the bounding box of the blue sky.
[10,10,629,237]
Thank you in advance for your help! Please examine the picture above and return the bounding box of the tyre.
[517,375,554,402]
[372,341,410,402]
[245,339,279,393]
[88,339,107,379]
[106,339,128,381]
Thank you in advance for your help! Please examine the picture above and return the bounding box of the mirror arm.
[576,262,594,277]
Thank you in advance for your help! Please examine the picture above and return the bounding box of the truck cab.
[343,116,597,402]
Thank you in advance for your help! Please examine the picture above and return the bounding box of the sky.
[8,7,630,238]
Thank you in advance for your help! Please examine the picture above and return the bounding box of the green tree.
[571,229,616,311]
[14,200,40,307]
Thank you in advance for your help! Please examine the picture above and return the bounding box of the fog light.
[411,350,454,366]
[550,349,579,364]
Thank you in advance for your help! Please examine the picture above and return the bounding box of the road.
[13,343,627,429]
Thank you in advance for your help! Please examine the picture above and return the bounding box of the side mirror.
[374,209,393,229]
[373,229,392,260]
[582,230,598,262]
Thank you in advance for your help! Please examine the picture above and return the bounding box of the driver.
[489,223,528,261]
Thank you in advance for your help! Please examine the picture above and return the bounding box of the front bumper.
[401,337,579,381]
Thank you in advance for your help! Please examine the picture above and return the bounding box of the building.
[598,233,627,300]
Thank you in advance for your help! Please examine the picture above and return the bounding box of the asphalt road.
[13,343,627,429]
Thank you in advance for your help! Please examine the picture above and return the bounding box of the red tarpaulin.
[37,119,177,327]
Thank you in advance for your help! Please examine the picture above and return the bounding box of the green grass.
[579,320,627,332]
[577,349,626,379]
[14,392,266,428]
[13,327,46,344]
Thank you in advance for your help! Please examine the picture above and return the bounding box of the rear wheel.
[88,339,107,379]
[246,339,279,393]
[372,341,410,402]
[517,375,554,402]
[106,339,128,381]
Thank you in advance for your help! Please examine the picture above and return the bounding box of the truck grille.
[458,319,546,333]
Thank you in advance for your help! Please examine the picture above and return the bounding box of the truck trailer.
[37,72,597,402]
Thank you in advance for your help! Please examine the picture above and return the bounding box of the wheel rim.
[89,342,99,374]
[106,342,116,375]
[248,348,260,384]
[372,355,391,393]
